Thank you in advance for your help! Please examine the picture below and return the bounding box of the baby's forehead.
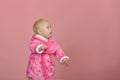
[39,21,50,25]
[38,21,51,28]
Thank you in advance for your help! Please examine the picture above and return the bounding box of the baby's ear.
[37,29,42,34]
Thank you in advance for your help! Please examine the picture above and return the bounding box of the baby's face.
[38,22,52,39]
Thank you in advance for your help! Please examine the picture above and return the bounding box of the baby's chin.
[48,35,52,38]
[47,35,52,39]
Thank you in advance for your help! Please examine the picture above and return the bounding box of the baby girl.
[26,19,69,80]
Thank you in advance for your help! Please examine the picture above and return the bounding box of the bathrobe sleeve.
[53,40,69,63]
[29,39,44,54]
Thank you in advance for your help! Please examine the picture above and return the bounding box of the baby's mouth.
[50,32,52,35]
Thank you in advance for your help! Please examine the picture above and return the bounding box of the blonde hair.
[33,19,48,34]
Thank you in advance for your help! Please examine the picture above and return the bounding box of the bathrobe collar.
[35,34,48,42]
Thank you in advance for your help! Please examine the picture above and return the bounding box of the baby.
[26,19,70,80]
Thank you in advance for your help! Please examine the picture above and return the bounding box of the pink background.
[0,0,120,80]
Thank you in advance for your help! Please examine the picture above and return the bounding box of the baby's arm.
[52,39,69,64]
[29,40,47,54]
[36,44,47,54]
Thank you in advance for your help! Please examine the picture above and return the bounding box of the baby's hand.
[41,44,47,50]
[38,44,47,52]
[62,58,70,66]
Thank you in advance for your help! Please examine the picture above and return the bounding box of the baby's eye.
[47,26,49,28]
[47,25,51,29]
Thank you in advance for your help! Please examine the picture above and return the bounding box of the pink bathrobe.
[26,34,69,80]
